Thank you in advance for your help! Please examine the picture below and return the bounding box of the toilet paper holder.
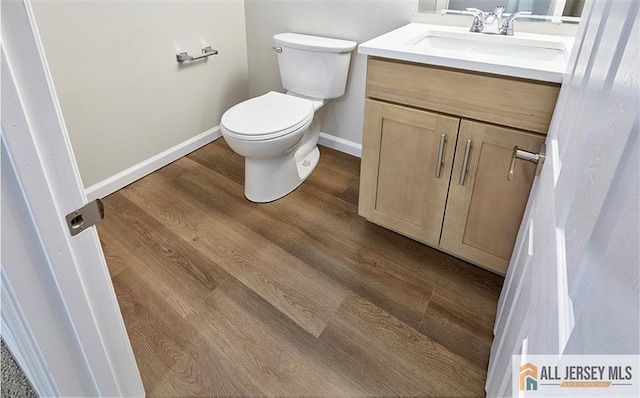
[176,46,218,63]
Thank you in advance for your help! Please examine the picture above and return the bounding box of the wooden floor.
[98,139,504,397]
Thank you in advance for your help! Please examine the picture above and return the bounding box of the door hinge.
[65,199,104,236]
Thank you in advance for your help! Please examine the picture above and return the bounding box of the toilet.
[220,33,357,202]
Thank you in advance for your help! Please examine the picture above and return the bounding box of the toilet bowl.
[220,33,357,202]
[221,91,323,202]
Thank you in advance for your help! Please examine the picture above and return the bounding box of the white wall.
[244,0,417,146]
[31,0,249,188]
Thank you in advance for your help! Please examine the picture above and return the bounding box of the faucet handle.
[493,5,505,18]
[466,7,485,16]
[500,11,532,35]
[466,7,486,32]
[508,10,533,18]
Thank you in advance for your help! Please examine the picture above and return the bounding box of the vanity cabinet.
[359,58,559,275]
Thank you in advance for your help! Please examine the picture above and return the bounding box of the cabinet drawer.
[366,57,560,134]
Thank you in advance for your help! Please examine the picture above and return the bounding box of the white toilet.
[220,33,357,202]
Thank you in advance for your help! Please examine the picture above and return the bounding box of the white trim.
[85,127,221,200]
[434,0,450,13]
[318,132,362,158]
[551,0,567,24]
[86,129,358,202]
[1,268,59,398]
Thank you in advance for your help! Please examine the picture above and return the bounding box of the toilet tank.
[273,33,357,99]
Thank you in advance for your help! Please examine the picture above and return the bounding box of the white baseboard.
[86,128,357,200]
[1,268,59,397]
[85,127,221,201]
[318,132,362,158]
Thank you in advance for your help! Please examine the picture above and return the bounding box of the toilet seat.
[221,91,314,141]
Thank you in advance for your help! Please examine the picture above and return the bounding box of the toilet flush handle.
[271,46,283,53]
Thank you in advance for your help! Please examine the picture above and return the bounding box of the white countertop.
[358,23,575,83]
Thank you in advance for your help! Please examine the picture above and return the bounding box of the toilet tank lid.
[273,33,357,53]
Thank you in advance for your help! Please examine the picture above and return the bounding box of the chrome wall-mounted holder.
[176,46,219,63]
[508,142,546,181]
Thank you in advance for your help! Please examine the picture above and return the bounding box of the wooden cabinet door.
[440,120,545,274]
[359,99,460,246]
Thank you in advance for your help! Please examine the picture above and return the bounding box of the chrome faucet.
[466,8,486,33]
[500,11,533,36]
[466,6,531,35]
[484,6,505,34]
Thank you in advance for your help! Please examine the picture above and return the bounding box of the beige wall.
[32,0,249,188]
[244,0,417,146]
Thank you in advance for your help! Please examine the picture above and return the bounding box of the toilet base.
[244,146,320,203]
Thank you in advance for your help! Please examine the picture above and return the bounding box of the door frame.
[1,0,143,396]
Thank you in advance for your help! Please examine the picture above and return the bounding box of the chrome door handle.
[508,142,546,181]
[435,133,446,179]
[459,139,472,185]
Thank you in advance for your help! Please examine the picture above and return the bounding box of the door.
[441,120,545,275]
[486,0,639,396]
[1,0,144,396]
[359,99,459,246]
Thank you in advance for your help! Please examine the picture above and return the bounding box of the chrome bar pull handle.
[508,142,546,181]
[459,139,472,185]
[176,46,219,63]
[435,133,446,179]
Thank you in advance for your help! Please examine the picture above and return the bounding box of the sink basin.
[413,34,567,63]
[359,23,574,82]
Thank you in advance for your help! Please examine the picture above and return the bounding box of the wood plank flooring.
[97,139,504,397]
